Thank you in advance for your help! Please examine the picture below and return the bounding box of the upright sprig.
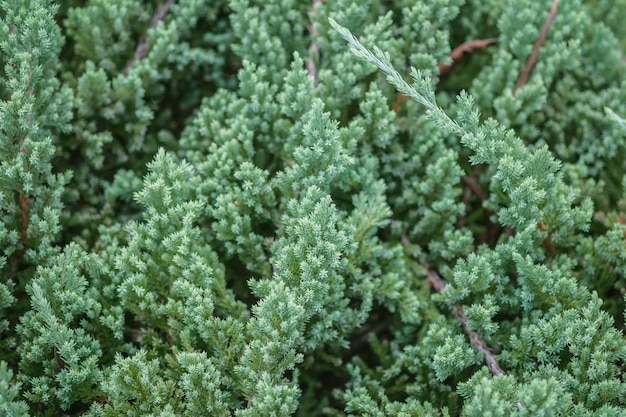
[0,0,73,264]
[330,18,463,137]
[0,0,73,362]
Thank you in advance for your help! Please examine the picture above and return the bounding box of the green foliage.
[459,372,573,417]
[0,362,28,416]
[0,0,72,273]
[1,0,626,416]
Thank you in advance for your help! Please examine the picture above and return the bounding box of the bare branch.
[123,0,176,76]
[422,261,446,293]
[461,175,488,202]
[19,193,28,244]
[438,38,499,77]
[453,304,504,376]
[307,0,323,87]
[514,0,559,94]
[392,92,405,113]
[407,249,504,376]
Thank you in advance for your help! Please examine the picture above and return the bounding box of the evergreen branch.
[123,0,176,76]
[329,17,464,136]
[405,229,506,374]
[17,80,33,245]
[514,0,559,94]
[307,0,322,87]
[12,69,35,245]
[4,2,625,414]
[418,257,504,377]
[452,304,504,376]
[409,239,504,376]
[605,107,626,130]
[438,38,499,77]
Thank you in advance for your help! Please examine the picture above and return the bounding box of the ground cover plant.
[1,0,626,415]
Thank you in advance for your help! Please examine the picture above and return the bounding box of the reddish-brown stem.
[408,249,504,377]
[53,346,66,369]
[514,0,559,94]
[392,93,405,113]
[537,220,553,256]
[422,261,446,293]
[461,175,488,202]
[438,38,499,77]
[307,0,322,87]
[453,304,504,376]
[123,0,176,76]
[19,194,29,245]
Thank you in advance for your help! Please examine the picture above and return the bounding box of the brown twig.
[409,251,503,376]
[392,93,405,113]
[453,304,503,376]
[423,262,446,293]
[53,346,66,369]
[461,175,488,202]
[514,0,559,94]
[536,220,553,256]
[438,38,499,77]
[307,0,322,87]
[123,0,176,76]
[19,193,28,244]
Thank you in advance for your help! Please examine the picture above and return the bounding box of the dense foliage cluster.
[1,0,625,415]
